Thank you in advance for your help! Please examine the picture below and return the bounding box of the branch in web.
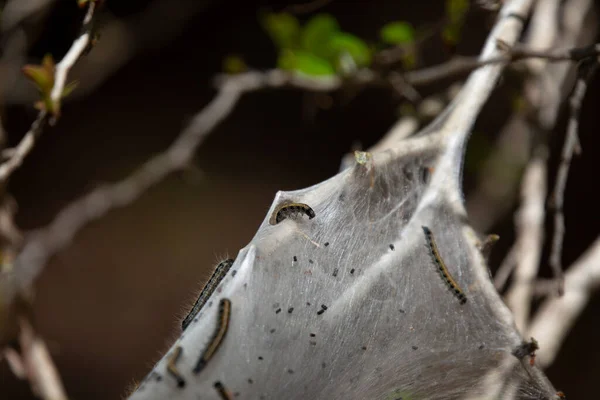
[548,55,599,296]
[528,238,600,367]
[504,157,546,332]
[0,2,98,184]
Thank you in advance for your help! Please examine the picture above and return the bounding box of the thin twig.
[548,57,599,296]
[404,42,600,86]
[504,157,546,332]
[0,2,97,183]
[0,112,46,183]
[466,0,595,233]
[4,318,68,400]
[49,2,96,116]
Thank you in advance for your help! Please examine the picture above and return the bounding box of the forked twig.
[548,56,599,295]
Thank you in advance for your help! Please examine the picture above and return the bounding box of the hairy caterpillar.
[166,346,186,388]
[422,226,467,304]
[182,259,234,330]
[269,202,316,225]
[193,298,232,374]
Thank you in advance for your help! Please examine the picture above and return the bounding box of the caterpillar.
[193,298,232,374]
[214,381,233,400]
[269,202,316,225]
[422,226,467,304]
[166,346,186,388]
[182,259,234,330]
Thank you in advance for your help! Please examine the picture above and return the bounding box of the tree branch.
[0,2,98,183]
[467,0,595,232]
[3,318,67,400]
[504,157,546,332]
[549,57,599,295]
[404,42,600,86]
[528,238,600,367]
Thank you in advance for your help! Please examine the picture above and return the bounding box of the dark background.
[1,0,599,398]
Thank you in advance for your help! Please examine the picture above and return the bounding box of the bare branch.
[528,238,600,367]
[549,57,599,295]
[467,0,596,232]
[404,42,600,86]
[504,157,546,332]
[3,318,68,400]
[0,112,46,183]
[48,3,96,116]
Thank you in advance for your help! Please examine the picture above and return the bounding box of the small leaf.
[329,32,372,68]
[61,80,79,99]
[22,65,51,93]
[261,12,300,49]
[222,55,248,74]
[22,54,55,94]
[380,21,415,45]
[300,14,340,59]
[277,49,335,76]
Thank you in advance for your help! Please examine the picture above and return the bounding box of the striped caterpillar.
[182,259,234,330]
[422,226,467,304]
[193,298,232,374]
[269,202,316,225]
[166,346,185,388]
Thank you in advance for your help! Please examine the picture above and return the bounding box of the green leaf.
[300,14,340,59]
[379,21,415,45]
[329,32,372,68]
[277,49,335,76]
[261,12,300,49]
[22,54,55,94]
